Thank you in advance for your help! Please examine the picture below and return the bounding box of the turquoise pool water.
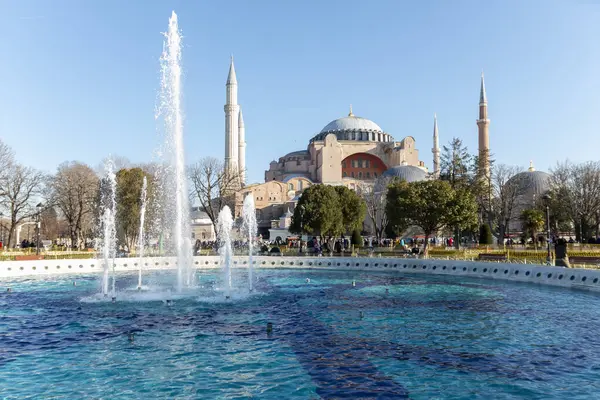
[2,268,600,399]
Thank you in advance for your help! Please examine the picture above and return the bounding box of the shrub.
[351,230,362,247]
[479,224,493,245]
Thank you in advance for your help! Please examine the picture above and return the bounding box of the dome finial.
[529,160,535,172]
[348,104,354,117]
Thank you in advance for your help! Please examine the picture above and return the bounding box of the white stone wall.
[2,256,600,293]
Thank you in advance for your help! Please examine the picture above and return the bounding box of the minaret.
[477,72,490,177]
[432,113,440,178]
[238,108,246,185]
[224,56,240,176]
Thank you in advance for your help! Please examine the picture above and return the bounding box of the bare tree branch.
[49,162,99,249]
[358,177,390,241]
[0,162,45,247]
[188,157,242,234]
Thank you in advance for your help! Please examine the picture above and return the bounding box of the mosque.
[222,58,546,239]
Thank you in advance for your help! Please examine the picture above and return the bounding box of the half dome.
[382,165,428,182]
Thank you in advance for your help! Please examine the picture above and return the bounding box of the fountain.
[137,176,148,290]
[100,159,117,297]
[241,195,258,291]
[157,11,193,292]
[217,206,234,298]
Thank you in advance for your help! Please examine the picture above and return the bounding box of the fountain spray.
[242,195,258,292]
[157,11,193,292]
[137,176,148,289]
[217,206,234,298]
[100,159,117,297]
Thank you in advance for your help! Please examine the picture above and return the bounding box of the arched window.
[298,181,303,190]
[358,172,363,178]
[343,172,347,177]
[288,183,294,191]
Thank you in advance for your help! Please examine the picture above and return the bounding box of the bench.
[478,253,507,262]
[569,256,600,266]
[15,255,44,261]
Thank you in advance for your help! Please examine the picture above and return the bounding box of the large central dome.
[320,115,383,134]
[310,108,393,143]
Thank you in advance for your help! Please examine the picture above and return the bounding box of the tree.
[520,208,545,248]
[479,224,493,245]
[359,177,390,241]
[115,167,154,252]
[0,139,14,182]
[333,185,366,234]
[49,162,99,249]
[0,163,45,248]
[440,137,472,190]
[188,157,243,234]
[40,206,59,242]
[351,230,363,247]
[386,180,478,255]
[491,164,527,242]
[289,184,343,238]
[439,138,481,247]
[550,160,600,241]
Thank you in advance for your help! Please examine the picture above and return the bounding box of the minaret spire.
[480,72,487,104]
[432,113,440,178]
[238,108,246,185]
[225,56,240,177]
[227,55,237,85]
[348,104,354,117]
[477,71,490,177]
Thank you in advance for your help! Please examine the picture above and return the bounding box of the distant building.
[190,207,215,241]
[506,162,551,235]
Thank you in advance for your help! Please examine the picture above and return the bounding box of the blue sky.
[1,0,599,183]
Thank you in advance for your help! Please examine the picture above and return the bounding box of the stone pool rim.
[1,255,599,293]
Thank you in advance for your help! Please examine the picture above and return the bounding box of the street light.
[36,203,43,255]
[0,211,4,250]
[542,194,552,265]
[298,205,305,255]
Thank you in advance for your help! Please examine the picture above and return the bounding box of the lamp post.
[0,211,3,250]
[542,194,551,265]
[36,203,43,255]
[298,205,305,255]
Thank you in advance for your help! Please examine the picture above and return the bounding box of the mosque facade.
[225,59,496,238]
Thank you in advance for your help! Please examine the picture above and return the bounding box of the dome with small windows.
[310,107,393,143]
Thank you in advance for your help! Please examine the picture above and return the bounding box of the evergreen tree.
[333,185,366,234]
[351,229,362,247]
[386,180,478,256]
[478,224,493,245]
[289,185,344,238]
